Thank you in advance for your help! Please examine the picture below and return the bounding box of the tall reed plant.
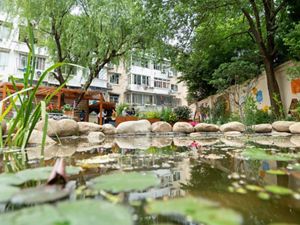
[0,23,67,167]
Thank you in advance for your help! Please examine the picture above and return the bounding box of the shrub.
[145,111,160,119]
[173,106,191,121]
[211,96,230,124]
[63,104,72,112]
[160,108,178,123]
[116,103,129,116]
[243,96,274,125]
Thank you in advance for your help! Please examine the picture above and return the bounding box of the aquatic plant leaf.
[258,192,270,200]
[288,164,300,171]
[10,185,69,205]
[0,199,133,225]
[0,185,20,202]
[15,166,81,183]
[269,223,299,225]
[265,185,294,195]
[0,173,25,185]
[0,204,64,225]
[241,148,294,161]
[90,172,160,193]
[57,200,133,225]
[146,197,243,225]
[245,185,264,192]
[266,170,288,175]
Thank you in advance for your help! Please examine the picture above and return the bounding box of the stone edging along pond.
[26,119,300,145]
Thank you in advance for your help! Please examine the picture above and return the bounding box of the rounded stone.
[35,119,59,137]
[102,124,116,135]
[220,122,245,132]
[194,123,219,132]
[57,119,79,137]
[28,130,56,145]
[116,120,151,134]
[78,122,102,135]
[289,122,300,134]
[151,121,172,133]
[253,124,272,133]
[172,122,194,133]
[272,121,296,132]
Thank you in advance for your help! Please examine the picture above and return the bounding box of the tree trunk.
[263,57,283,117]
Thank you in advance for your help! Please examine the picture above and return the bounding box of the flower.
[262,105,270,113]
[189,121,198,127]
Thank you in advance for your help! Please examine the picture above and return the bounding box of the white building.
[0,11,188,111]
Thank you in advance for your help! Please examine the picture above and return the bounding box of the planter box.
[146,118,160,124]
[115,116,138,126]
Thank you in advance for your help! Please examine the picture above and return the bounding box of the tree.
[7,0,162,105]
[148,0,292,116]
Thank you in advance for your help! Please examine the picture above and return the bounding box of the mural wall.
[191,61,300,120]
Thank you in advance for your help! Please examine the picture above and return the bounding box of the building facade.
[0,11,188,111]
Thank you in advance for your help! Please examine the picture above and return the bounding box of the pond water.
[1,133,300,225]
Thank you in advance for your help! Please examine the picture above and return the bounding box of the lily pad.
[10,185,70,205]
[0,173,26,185]
[90,172,160,193]
[258,192,271,200]
[0,185,20,202]
[266,170,288,175]
[0,199,133,225]
[146,197,243,225]
[241,148,294,161]
[245,185,264,192]
[265,185,294,195]
[287,164,300,171]
[57,200,133,225]
[13,166,81,183]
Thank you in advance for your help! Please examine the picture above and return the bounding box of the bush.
[243,96,274,125]
[63,104,72,112]
[211,96,230,124]
[160,108,178,123]
[138,111,160,119]
[116,103,129,116]
[173,106,191,121]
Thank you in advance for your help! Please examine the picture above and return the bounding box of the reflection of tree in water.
[181,163,230,194]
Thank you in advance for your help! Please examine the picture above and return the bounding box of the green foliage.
[146,196,243,225]
[272,93,285,120]
[160,108,178,123]
[63,104,72,112]
[90,172,160,193]
[139,111,160,119]
[243,96,273,125]
[173,106,191,121]
[116,103,129,116]
[211,97,229,124]
[210,60,260,92]
[241,148,296,161]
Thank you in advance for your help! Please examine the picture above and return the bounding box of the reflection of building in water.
[129,159,191,201]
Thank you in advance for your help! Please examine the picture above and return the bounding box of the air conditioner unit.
[168,71,173,77]
[35,70,42,77]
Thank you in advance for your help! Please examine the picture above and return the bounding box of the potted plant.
[63,104,73,117]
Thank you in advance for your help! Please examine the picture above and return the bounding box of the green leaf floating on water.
[0,185,20,202]
[265,185,294,195]
[90,172,160,193]
[0,199,133,225]
[0,166,81,186]
[266,170,288,175]
[10,185,70,205]
[241,148,294,161]
[146,196,243,225]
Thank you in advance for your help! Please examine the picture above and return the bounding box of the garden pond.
[0,133,300,225]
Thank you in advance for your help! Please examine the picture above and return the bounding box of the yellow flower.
[262,105,270,113]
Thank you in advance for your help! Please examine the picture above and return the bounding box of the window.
[18,54,28,69]
[0,51,8,71]
[62,66,77,76]
[171,84,178,92]
[132,56,140,66]
[18,54,46,70]
[110,73,120,84]
[144,95,153,104]
[0,21,11,41]
[35,57,46,70]
[153,61,160,70]
[109,94,119,103]
[154,78,169,89]
[133,74,150,86]
[132,93,143,105]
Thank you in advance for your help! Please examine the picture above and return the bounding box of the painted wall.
[191,61,300,118]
